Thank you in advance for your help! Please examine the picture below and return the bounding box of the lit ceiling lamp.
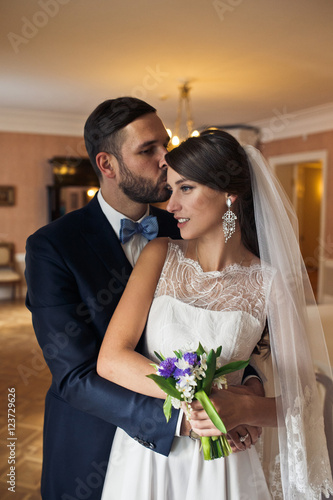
[168,81,199,147]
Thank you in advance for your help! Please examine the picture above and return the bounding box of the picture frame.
[0,186,15,206]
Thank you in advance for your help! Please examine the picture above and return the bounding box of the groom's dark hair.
[84,97,156,178]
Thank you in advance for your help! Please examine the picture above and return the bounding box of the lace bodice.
[155,240,274,321]
[144,240,275,385]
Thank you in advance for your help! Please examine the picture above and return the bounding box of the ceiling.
[1,0,333,134]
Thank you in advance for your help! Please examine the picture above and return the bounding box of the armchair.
[0,242,22,299]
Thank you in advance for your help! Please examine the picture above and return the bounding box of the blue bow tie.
[119,215,159,244]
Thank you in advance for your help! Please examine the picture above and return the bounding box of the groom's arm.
[25,233,178,456]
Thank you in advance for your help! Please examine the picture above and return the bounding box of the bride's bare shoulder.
[137,237,170,267]
[144,237,169,252]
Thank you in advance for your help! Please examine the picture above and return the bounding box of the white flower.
[200,353,208,371]
[175,358,191,370]
[193,364,206,380]
[213,375,228,390]
[176,373,197,401]
[171,397,181,409]
[178,373,197,389]
[216,356,223,369]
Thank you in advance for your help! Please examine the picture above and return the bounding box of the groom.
[25,97,262,500]
[26,97,182,499]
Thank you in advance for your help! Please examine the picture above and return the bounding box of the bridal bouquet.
[147,343,249,460]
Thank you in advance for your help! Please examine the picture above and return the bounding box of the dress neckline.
[169,241,262,277]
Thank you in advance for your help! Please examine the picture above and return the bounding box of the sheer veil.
[244,145,333,499]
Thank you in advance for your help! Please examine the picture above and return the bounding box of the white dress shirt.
[97,189,150,267]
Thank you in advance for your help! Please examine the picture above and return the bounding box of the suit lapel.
[80,196,133,279]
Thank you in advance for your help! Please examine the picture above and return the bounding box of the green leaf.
[154,351,165,362]
[146,374,181,400]
[214,359,249,378]
[163,395,173,422]
[196,343,206,357]
[173,349,183,359]
[202,349,216,394]
[216,346,222,358]
[194,389,227,434]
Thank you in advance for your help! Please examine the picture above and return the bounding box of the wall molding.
[0,108,86,137]
[0,102,333,140]
[253,102,333,143]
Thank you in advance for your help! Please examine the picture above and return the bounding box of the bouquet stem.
[200,435,232,460]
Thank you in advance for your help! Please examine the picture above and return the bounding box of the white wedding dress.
[101,240,275,499]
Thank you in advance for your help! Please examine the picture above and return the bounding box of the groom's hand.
[180,411,192,437]
[243,376,265,397]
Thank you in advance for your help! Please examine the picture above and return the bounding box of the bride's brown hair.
[165,129,259,259]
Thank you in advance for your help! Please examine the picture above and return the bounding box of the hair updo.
[165,129,259,258]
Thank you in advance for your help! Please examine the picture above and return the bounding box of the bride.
[97,129,333,499]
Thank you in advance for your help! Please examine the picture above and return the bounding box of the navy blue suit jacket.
[25,195,180,500]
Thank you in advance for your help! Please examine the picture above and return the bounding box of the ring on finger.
[239,432,249,443]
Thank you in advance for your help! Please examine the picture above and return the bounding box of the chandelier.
[168,81,199,147]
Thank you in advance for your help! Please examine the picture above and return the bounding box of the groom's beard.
[118,159,170,204]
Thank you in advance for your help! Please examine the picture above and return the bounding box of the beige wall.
[0,131,87,253]
[261,129,333,256]
[0,128,332,257]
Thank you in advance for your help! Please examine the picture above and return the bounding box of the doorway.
[268,150,328,302]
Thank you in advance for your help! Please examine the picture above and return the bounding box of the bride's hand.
[188,385,260,436]
[188,388,247,436]
[227,425,262,452]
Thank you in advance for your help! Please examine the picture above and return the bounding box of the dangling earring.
[222,197,237,243]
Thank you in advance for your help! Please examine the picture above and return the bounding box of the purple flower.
[174,367,192,379]
[183,352,199,366]
[158,357,177,378]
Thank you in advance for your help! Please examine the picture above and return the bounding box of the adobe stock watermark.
[61,460,108,500]
[260,106,296,143]
[64,64,169,164]
[131,65,169,100]
[7,0,71,54]
[213,0,244,21]
[304,234,333,271]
